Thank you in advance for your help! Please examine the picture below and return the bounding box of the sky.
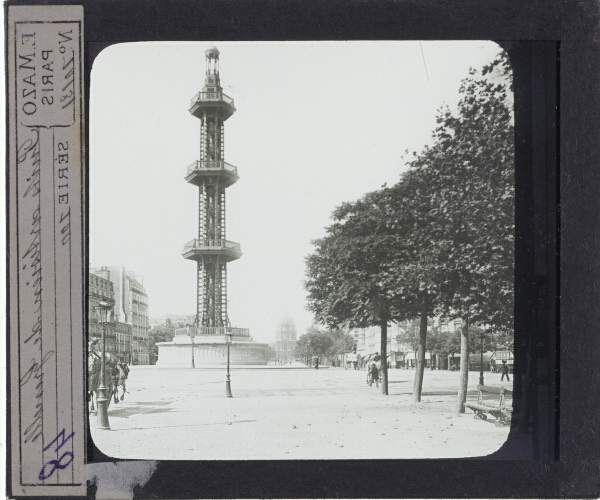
[90,41,507,344]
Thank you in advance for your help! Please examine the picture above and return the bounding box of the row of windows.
[89,288,113,300]
[90,274,113,290]
[101,341,117,352]
[96,342,134,357]
[116,333,132,342]
[115,343,131,353]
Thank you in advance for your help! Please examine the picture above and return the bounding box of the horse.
[374,359,382,382]
[112,363,130,402]
[88,352,117,412]
[367,360,379,387]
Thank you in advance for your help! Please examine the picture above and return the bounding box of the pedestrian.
[373,352,382,382]
[500,360,510,382]
[315,357,319,370]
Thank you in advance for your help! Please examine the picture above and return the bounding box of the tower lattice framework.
[182,46,242,331]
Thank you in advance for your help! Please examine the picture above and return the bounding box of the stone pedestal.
[156,333,268,367]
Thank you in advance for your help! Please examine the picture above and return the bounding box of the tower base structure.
[156,328,268,367]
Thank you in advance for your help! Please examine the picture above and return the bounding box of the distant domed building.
[275,313,297,363]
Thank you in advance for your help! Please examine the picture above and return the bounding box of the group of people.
[362,353,510,387]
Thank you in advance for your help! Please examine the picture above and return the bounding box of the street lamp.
[479,329,486,386]
[225,329,233,397]
[94,300,113,430]
[188,325,196,368]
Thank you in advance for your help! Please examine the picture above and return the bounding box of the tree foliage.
[326,329,356,357]
[407,53,514,328]
[305,51,514,404]
[294,326,355,361]
[144,324,176,355]
[294,326,333,360]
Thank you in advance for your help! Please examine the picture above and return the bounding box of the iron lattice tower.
[182,46,241,329]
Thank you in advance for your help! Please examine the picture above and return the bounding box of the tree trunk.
[412,293,429,402]
[380,320,389,395]
[457,314,469,413]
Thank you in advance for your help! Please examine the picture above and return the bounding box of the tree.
[144,323,176,358]
[395,319,422,367]
[396,320,420,350]
[404,52,514,412]
[492,328,514,353]
[426,324,444,369]
[438,328,462,360]
[398,318,445,371]
[294,326,333,364]
[305,51,514,406]
[374,51,514,403]
[324,329,354,358]
[380,168,446,401]
[305,191,408,395]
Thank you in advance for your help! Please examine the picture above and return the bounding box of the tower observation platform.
[157,46,267,367]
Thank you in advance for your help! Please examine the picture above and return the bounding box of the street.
[90,366,527,460]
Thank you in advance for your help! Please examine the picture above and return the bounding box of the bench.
[465,385,513,427]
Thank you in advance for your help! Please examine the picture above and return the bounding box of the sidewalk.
[91,367,528,461]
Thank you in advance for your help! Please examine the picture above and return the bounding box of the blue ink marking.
[38,429,74,480]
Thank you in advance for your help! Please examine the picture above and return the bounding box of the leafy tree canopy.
[144,324,176,354]
[294,326,355,360]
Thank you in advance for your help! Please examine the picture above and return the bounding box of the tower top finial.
[205,46,220,59]
[204,45,221,90]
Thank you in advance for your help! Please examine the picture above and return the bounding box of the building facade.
[92,266,150,364]
[353,318,499,370]
[89,272,116,353]
[275,313,297,363]
[114,321,133,362]
[89,271,134,362]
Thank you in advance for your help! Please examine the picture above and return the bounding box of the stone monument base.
[156,333,268,367]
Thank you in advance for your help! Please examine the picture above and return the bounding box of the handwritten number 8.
[38,451,73,480]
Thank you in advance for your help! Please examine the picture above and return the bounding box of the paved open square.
[90,366,527,460]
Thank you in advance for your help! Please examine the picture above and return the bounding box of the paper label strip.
[8,6,86,497]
